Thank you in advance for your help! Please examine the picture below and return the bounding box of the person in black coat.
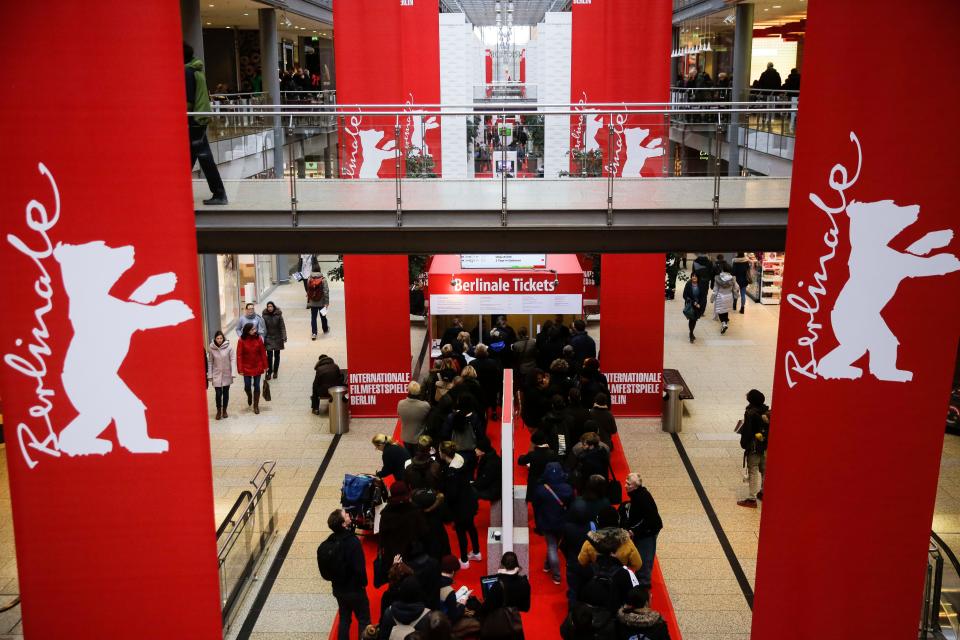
[541,394,574,455]
[413,488,452,561]
[325,509,371,640]
[378,576,431,640]
[517,430,560,501]
[440,317,465,349]
[573,432,610,489]
[379,481,429,568]
[373,434,412,483]
[578,359,609,409]
[738,389,771,508]
[569,319,597,362]
[682,273,709,343]
[782,67,800,92]
[520,369,552,429]
[479,552,531,616]
[439,442,481,568]
[561,498,594,607]
[473,441,502,501]
[471,344,503,419]
[665,253,680,300]
[758,62,782,90]
[618,474,663,588]
[731,252,751,313]
[616,587,672,640]
[691,253,714,288]
[564,388,592,443]
[588,394,618,452]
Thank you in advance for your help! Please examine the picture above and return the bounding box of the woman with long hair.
[261,301,286,379]
[439,441,481,570]
[236,322,268,414]
[206,330,235,420]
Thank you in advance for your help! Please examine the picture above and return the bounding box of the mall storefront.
[198,254,285,341]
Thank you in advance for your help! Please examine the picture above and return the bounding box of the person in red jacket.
[237,322,268,414]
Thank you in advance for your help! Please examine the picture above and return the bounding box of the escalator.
[925,532,960,638]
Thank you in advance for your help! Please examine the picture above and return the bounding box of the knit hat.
[747,389,766,405]
[597,505,620,529]
[441,554,461,574]
[398,576,423,603]
[390,481,411,502]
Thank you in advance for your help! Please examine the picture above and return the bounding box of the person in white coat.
[207,330,236,420]
[712,267,740,335]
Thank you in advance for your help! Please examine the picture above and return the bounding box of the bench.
[663,368,694,400]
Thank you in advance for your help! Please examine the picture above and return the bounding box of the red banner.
[599,255,665,416]
[570,0,670,177]
[344,256,412,417]
[753,1,960,637]
[0,3,221,637]
[334,0,442,178]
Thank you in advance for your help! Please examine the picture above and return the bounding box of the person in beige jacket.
[577,505,643,572]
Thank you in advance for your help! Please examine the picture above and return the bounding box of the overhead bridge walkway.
[194,176,790,253]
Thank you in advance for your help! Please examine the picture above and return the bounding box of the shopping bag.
[263,379,271,401]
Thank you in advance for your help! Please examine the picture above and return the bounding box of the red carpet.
[328,416,681,639]
[514,416,682,639]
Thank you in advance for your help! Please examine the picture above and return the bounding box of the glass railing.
[216,460,278,633]
[473,83,539,102]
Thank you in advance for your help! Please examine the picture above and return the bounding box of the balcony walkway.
[195,176,790,253]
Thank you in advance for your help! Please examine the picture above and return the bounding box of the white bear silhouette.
[409,115,439,157]
[583,111,604,152]
[358,128,397,179]
[621,127,664,177]
[817,200,960,382]
[53,241,194,456]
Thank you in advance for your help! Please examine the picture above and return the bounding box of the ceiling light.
[206,21,211,25]
[773,4,781,7]
[243,12,249,15]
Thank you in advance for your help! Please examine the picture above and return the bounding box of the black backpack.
[581,560,621,612]
[317,532,344,581]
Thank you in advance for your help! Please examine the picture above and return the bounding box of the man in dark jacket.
[184,43,227,205]
[517,430,559,501]
[738,389,770,508]
[561,498,593,607]
[573,431,610,488]
[473,441,502,501]
[378,576,431,640]
[758,62,782,90]
[325,509,371,640]
[379,481,429,565]
[531,462,573,584]
[665,253,680,299]
[472,344,503,420]
[616,587,671,640]
[564,388,592,443]
[569,319,597,363]
[691,253,714,289]
[588,394,618,452]
[619,473,663,588]
[311,354,342,415]
[782,67,801,92]
[440,317,464,349]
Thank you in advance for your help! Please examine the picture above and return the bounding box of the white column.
[540,12,571,179]
[439,13,469,180]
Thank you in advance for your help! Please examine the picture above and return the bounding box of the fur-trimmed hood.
[586,526,630,555]
[617,605,664,628]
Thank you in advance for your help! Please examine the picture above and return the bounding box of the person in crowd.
[691,253,713,290]
[588,393,618,452]
[438,555,477,634]
[520,369,552,430]
[564,388,592,443]
[409,611,456,640]
[373,434,412,483]
[531,462,573,585]
[439,441,482,569]
[262,301,286,380]
[380,561,416,615]
[207,330,235,420]
[580,474,611,523]
[440,317,465,350]
[682,273,709,343]
[579,359,609,409]
[712,254,728,280]
[311,354,342,415]
[561,497,594,607]
[487,316,516,367]
[404,435,442,491]
[573,433,610,490]
[236,322,267,414]
[294,254,320,295]
[570,546,637,637]
[321,509,371,640]
[511,326,538,390]
[578,506,643,572]
[617,586,671,640]
[553,314,572,344]
[472,344,503,420]
[399,382,432,453]
[442,396,483,475]
[425,388,456,440]
[306,269,330,339]
[184,42,227,205]
[731,252,751,313]
[712,265,739,335]
[758,61,782,90]
[549,359,576,400]
[665,253,680,300]
[404,540,442,608]
[379,481,429,569]
[783,67,801,92]
[413,488,451,561]
[441,344,465,373]
[479,552,531,616]
[562,345,580,378]
[377,576,432,640]
[536,320,567,371]
[738,389,771,508]
[569,319,597,363]
[618,473,663,589]
[541,394,574,456]
[518,430,560,501]
[454,367,486,415]
[473,440,502,502]
[235,302,265,337]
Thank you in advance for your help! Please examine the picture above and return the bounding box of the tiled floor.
[1,263,958,640]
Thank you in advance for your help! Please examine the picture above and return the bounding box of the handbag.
[262,378,271,401]
[682,301,696,320]
[606,461,623,505]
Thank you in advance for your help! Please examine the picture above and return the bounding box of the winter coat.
[472,354,503,410]
[441,454,478,523]
[474,450,502,501]
[588,407,618,450]
[206,339,235,387]
[740,402,771,455]
[262,308,287,351]
[377,443,412,483]
[480,572,531,616]
[731,256,751,287]
[531,462,574,534]
[616,606,671,640]
[235,313,266,337]
[312,355,342,400]
[682,280,708,318]
[565,405,593,442]
[404,455,442,491]
[561,498,593,562]
[691,255,713,286]
[328,529,368,594]
[518,445,560,501]
[574,446,610,485]
[541,409,574,454]
[578,527,643,571]
[378,600,431,640]
[379,501,429,562]
[570,331,597,363]
[443,411,478,453]
[579,370,610,409]
[511,338,538,377]
[712,272,739,315]
[618,486,663,540]
[758,66,782,90]
[236,335,267,376]
[577,555,637,613]
[305,272,330,308]
[398,396,431,445]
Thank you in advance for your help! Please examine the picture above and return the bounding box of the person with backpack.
[618,474,663,589]
[561,498,595,608]
[616,587,671,640]
[306,269,330,339]
[293,254,320,294]
[184,42,227,205]
[531,462,573,585]
[412,486,452,560]
[319,509,371,640]
[404,435,442,491]
[737,389,771,508]
[573,545,639,636]
[378,576,432,640]
[578,507,642,573]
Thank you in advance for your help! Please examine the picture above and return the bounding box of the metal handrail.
[203,99,791,109]
[216,490,253,538]
[190,107,797,118]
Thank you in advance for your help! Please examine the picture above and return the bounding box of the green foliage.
[406,147,438,178]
